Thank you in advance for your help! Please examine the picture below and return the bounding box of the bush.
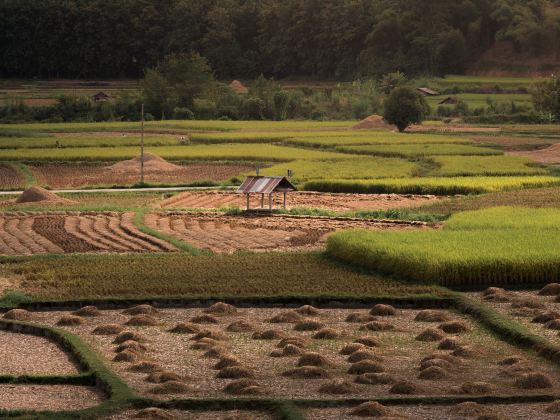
[173,107,195,120]
[383,87,430,131]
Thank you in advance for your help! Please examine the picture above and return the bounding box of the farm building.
[417,87,440,96]
[439,97,459,105]
[229,80,249,94]
[91,92,111,102]
[237,176,297,211]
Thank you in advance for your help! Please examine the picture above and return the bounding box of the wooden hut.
[417,87,440,96]
[91,91,111,102]
[438,96,458,105]
[237,176,297,211]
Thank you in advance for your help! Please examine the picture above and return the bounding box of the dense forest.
[2,0,560,79]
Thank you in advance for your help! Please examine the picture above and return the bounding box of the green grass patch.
[429,155,547,177]
[327,207,560,287]
[0,253,444,301]
[304,176,560,195]
[0,135,181,149]
[336,143,502,158]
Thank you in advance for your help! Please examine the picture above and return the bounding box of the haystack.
[146,371,181,383]
[16,186,76,205]
[352,115,395,130]
[282,366,330,379]
[56,314,83,326]
[313,328,340,339]
[252,329,284,340]
[348,360,384,375]
[348,349,383,364]
[3,308,32,321]
[318,380,356,395]
[190,314,219,324]
[349,401,395,417]
[110,153,181,173]
[346,313,375,323]
[294,320,324,331]
[134,407,175,419]
[354,373,395,385]
[114,331,146,344]
[229,80,249,94]
[217,366,255,379]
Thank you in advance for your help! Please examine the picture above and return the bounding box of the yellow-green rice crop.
[336,143,501,157]
[327,207,560,287]
[0,135,180,149]
[430,155,547,176]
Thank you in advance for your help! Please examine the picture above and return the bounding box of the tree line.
[2,0,560,79]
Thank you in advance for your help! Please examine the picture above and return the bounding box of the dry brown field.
[0,164,25,189]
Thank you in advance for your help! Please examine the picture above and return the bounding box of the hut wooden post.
[269,193,272,211]
[261,193,264,208]
[283,192,287,209]
[246,193,250,210]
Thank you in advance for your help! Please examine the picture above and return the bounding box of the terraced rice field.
[22,304,560,400]
[0,164,24,189]
[160,191,441,211]
[145,213,431,253]
[0,212,176,255]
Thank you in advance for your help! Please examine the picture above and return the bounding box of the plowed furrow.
[19,217,62,253]
[64,216,115,251]
[120,213,176,252]
[103,216,146,251]
[31,216,101,253]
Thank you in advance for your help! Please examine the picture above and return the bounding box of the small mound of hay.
[203,346,230,359]
[116,340,147,353]
[345,312,376,323]
[544,319,560,330]
[348,360,384,375]
[294,319,324,331]
[451,345,478,358]
[369,304,396,316]
[268,310,302,323]
[190,339,221,351]
[545,400,560,413]
[483,287,506,296]
[438,320,469,334]
[229,80,249,94]
[460,381,494,394]
[168,322,200,334]
[313,328,340,339]
[72,305,101,317]
[483,293,510,303]
[128,361,161,373]
[362,321,395,331]
[146,371,181,383]
[512,307,542,317]
[2,309,32,321]
[421,353,461,364]
[514,372,553,389]
[354,335,381,348]
[192,329,226,341]
[348,401,395,417]
[354,373,396,385]
[282,366,330,379]
[252,329,284,340]
[217,366,254,379]
[223,379,263,395]
[93,324,123,335]
[319,380,356,395]
[113,349,141,363]
[114,331,145,344]
[297,352,331,367]
[438,337,461,350]
[277,336,308,348]
[511,299,545,309]
[213,356,241,370]
[498,356,523,366]
[122,304,158,316]
[271,344,302,357]
[414,310,451,322]
[532,311,560,323]
[389,380,418,394]
[499,364,534,378]
[340,343,366,355]
[353,115,394,130]
[111,153,181,173]
[190,314,219,324]
[348,349,383,364]
[420,358,453,371]
[16,186,76,205]
[449,402,488,416]
[295,305,320,316]
[149,381,191,395]
[204,302,237,315]
[416,328,446,342]
[126,315,159,327]
[418,366,448,380]
[226,320,254,332]
[133,407,175,419]
[56,315,83,326]
[539,283,560,295]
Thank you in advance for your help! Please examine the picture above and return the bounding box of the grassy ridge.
[430,155,547,176]
[336,143,502,157]
[327,207,560,287]
[304,176,560,195]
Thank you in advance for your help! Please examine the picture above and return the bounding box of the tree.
[532,75,560,121]
[379,71,407,94]
[383,87,430,132]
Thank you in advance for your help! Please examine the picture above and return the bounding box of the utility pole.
[140,103,145,185]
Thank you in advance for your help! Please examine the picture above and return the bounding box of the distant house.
[439,97,458,105]
[417,87,440,96]
[229,80,249,94]
[91,91,111,102]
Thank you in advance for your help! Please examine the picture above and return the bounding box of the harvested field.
[105,408,271,419]
[0,164,24,189]
[0,385,104,411]
[145,213,431,253]
[30,163,252,188]
[0,330,79,375]
[510,143,560,164]
[0,212,175,256]
[160,191,441,211]
[29,306,560,400]
[306,402,560,419]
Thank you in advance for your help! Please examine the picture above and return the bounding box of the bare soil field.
[470,284,560,347]
[0,330,79,375]
[29,163,252,189]
[0,164,24,189]
[470,135,557,149]
[160,191,441,211]
[145,213,431,253]
[0,212,176,256]
[21,304,560,400]
[510,143,560,164]
[0,384,104,411]
[105,409,271,419]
